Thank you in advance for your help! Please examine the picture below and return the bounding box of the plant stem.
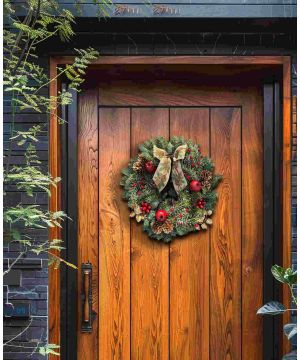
[288,284,297,306]
[3,250,26,276]
[4,318,33,345]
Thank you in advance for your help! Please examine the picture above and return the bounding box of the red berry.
[196,199,206,209]
[155,209,168,222]
[190,180,201,192]
[141,202,151,214]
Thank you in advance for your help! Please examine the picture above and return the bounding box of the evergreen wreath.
[120,136,222,243]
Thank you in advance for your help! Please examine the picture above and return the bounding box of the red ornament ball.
[189,180,202,192]
[155,209,168,222]
[145,161,156,174]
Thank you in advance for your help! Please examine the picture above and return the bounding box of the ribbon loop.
[153,144,188,193]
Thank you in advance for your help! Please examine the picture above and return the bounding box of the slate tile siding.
[13,0,297,18]
[3,18,296,359]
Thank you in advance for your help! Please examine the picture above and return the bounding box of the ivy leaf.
[257,301,286,316]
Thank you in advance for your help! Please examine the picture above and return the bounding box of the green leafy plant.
[257,265,297,360]
[3,0,101,356]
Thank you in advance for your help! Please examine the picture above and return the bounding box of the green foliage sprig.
[257,265,297,360]
[3,0,101,356]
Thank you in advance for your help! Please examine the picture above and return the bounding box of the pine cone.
[201,179,211,191]
[133,154,146,172]
[201,170,213,181]
[152,219,174,234]
[162,220,174,234]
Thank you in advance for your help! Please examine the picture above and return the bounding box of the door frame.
[49,56,292,359]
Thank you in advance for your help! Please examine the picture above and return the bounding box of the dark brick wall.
[4,18,296,358]
[4,69,49,358]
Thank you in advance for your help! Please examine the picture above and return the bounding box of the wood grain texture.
[170,108,210,360]
[99,108,131,360]
[49,57,292,360]
[210,108,242,360]
[241,90,264,359]
[54,55,290,66]
[78,88,99,360]
[99,82,246,107]
[131,108,169,360]
[48,60,61,360]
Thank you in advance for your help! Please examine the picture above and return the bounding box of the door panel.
[77,66,264,360]
[210,108,242,359]
[99,108,131,359]
[78,89,99,360]
[170,108,210,360]
[241,91,264,358]
[131,108,170,360]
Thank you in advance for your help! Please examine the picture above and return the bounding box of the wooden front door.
[77,64,265,360]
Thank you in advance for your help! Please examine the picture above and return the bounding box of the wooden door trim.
[49,56,292,359]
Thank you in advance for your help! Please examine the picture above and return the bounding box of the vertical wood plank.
[48,60,61,360]
[99,108,131,359]
[169,108,210,360]
[282,58,292,355]
[78,89,99,360]
[241,91,264,360]
[131,108,169,360]
[210,108,242,360]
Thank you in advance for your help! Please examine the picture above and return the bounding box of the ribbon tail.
[172,161,188,194]
[153,157,171,192]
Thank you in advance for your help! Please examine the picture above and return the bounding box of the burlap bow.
[152,144,188,194]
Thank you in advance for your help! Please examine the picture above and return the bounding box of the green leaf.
[283,323,297,340]
[283,268,297,285]
[282,351,297,360]
[151,201,159,208]
[257,301,286,316]
[38,344,60,356]
[271,265,297,285]
[60,259,78,269]
[271,265,286,283]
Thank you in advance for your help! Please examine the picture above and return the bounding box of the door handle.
[81,262,96,333]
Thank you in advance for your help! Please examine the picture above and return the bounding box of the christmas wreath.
[120,136,222,243]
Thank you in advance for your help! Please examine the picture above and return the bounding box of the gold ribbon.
[152,144,188,194]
